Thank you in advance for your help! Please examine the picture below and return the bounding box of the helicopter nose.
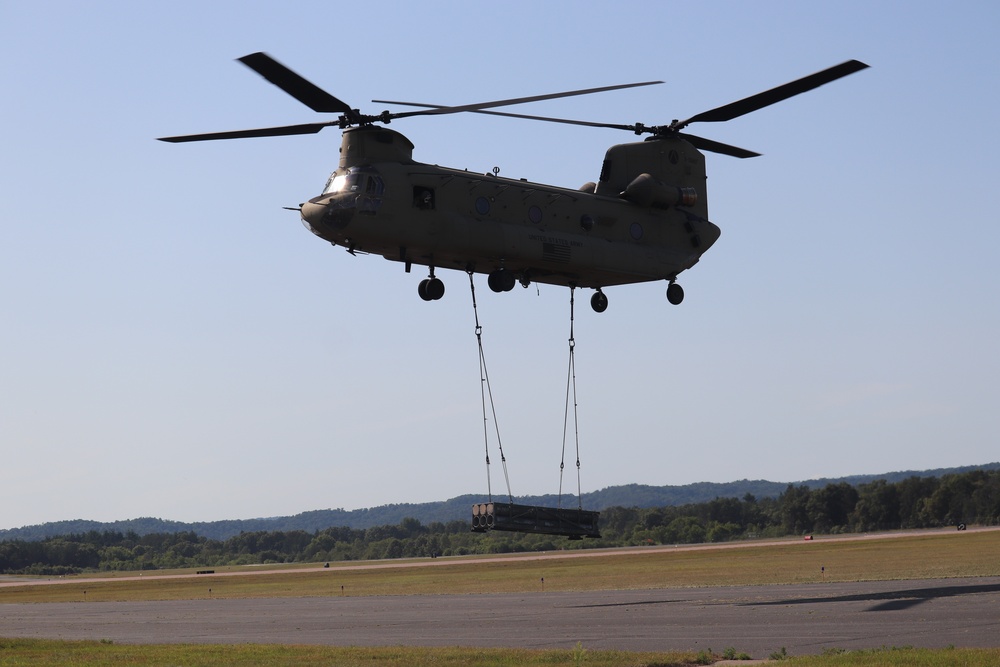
[301,195,355,232]
[300,200,328,229]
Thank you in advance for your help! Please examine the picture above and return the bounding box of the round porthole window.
[475,197,491,215]
[528,205,543,223]
[630,222,644,240]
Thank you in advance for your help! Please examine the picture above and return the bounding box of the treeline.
[6,463,998,542]
[606,468,1000,546]
[2,470,998,575]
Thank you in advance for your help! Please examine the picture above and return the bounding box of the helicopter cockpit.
[302,167,385,236]
[322,167,384,207]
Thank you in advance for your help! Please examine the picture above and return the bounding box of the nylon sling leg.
[467,270,512,505]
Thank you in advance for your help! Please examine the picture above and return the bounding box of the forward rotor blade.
[158,121,334,143]
[238,52,358,120]
[675,59,869,129]
[377,100,761,158]
[374,100,639,132]
[374,102,761,158]
[376,81,663,120]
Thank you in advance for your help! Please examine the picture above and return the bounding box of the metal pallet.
[471,502,601,539]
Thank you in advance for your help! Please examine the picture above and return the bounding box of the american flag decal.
[542,242,571,263]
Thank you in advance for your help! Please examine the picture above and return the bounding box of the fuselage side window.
[413,186,435,210]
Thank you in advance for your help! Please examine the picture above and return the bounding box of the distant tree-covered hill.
[2,462,997,542]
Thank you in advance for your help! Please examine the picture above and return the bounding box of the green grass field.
[2,638,999,666]
[3,529,997,603]
[2,529,998,665]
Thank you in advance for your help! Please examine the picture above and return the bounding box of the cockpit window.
[322,167,384,196]
[323,171,360,195]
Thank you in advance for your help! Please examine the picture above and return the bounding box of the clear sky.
[2,1,998,529]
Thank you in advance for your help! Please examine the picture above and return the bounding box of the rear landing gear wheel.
[426,277,445,300]
[418,277,445,301]
[666,282,684,305]
[488,269,516,293]
[590,290,608,313]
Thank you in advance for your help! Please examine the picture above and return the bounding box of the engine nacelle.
[621,173,697,209]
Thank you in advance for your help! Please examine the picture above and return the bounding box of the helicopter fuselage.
[159,54,867,308]
[160,53,867,309]
[300,126,721,295]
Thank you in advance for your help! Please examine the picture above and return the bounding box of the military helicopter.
[160,54,868,312]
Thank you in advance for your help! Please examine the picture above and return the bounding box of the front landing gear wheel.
[590,290,608,313]
[666,282,684,305]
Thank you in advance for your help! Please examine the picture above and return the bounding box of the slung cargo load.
[471,502,601,539]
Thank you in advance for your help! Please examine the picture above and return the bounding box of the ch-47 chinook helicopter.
[160,53,868,313]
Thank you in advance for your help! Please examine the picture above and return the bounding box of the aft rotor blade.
[679,133,760,158]
[158,121,335,143]
[238,52,359,120]
[377,81,663,120]
[469,111,761,156]
[675,60,869,129]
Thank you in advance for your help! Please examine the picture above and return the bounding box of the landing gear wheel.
[418,278,445,301]
[488,269,516,293]
[590,290,608,313]
[666,282,684,305]
[426,277,445,300]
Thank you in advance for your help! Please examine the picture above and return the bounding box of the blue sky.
[2,1,998,528]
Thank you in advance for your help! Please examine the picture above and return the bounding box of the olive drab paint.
[160,53,867,313]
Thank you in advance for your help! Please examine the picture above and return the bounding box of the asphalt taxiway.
[2,577,998,657]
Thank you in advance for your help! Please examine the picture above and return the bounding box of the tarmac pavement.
[2,577,999,658]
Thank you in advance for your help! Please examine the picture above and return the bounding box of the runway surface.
[3,577,999,657]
